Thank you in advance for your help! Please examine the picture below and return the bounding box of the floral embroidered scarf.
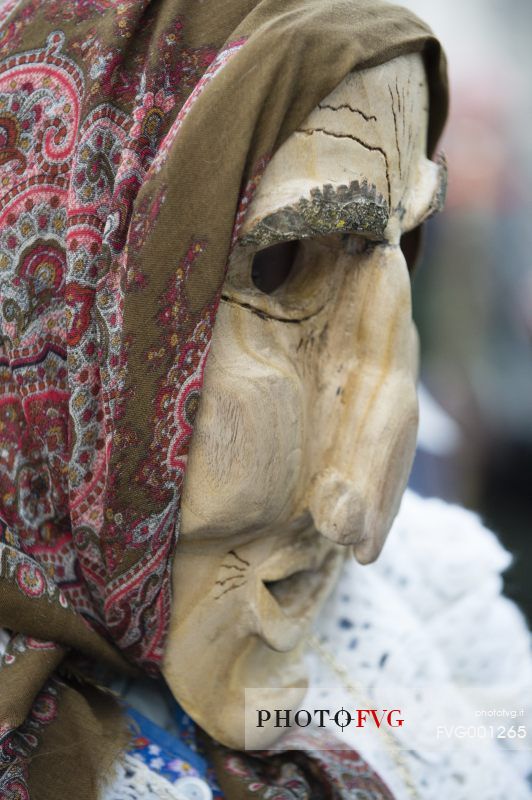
[0,0,447,796]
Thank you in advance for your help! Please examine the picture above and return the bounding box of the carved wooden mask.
[162,53,447,748]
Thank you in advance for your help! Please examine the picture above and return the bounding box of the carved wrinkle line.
[221,294,327,325]
[317,102,377,122]
[296,127,391,207]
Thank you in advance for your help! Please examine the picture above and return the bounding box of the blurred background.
[402,0,532,625]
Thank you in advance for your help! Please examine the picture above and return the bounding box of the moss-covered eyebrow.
[238,179,389,250]
[426,152,448,220]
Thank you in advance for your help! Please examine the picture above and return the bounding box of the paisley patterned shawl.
[0,0,447,796]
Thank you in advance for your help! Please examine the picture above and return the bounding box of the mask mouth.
[254,539,345,653]
[262,548,341,619]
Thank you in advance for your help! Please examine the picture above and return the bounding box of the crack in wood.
[389,83,402,179]
[296,127,391,208]
[317,102,377,122]
[215,573,247,587]
[215,551,250,598]
[228,549,250,566]
[214,580,246,599]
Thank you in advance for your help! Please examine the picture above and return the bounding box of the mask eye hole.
[400,225,424,274]
[251,240,299,294]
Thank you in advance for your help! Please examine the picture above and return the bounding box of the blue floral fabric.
[125,700,223,797]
